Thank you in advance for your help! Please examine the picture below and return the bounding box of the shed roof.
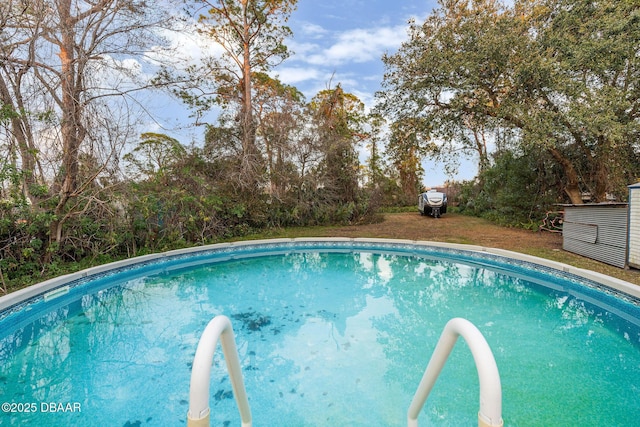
[557,202,628,208]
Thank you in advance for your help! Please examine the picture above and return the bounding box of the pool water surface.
[1,242,639,426]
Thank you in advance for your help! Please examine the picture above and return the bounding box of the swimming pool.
[1,238,639,426]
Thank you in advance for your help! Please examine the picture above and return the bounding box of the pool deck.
[2,238,639,313]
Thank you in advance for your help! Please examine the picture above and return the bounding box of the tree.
[309,85,367,205]
[364,113,387,190]
[180,0,297,189]
[0,0,174,248]
[387,118,429,204]
[252,72,305,198]
[377,0,512,185]
[124,133,187,181]
[0,1,44,206]
[378,0,640,204]
[530,0,640,201]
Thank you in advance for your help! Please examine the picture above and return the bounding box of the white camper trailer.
[418,190,447,218]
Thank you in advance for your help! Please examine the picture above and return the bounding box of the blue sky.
[279,0,432,105]
[153,0,478,186]
[280,0,478,186]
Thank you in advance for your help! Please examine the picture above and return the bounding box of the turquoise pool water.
[1,241,639,426]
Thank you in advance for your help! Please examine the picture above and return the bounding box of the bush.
[458,150,562,227]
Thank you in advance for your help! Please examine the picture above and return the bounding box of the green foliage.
[0,0,393,292]
[0,103,18,123]
[458,149,561,226]
[0,202,49,289]
[379,0,640,203]
[309,85,366,205]
[5,0,640,294]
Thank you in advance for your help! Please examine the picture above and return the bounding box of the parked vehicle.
[418,190,447,218]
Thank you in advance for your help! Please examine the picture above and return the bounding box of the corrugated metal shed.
[562,203,629,268]
[628,183,640,269]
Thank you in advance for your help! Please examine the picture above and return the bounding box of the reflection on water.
[1,251,639,426]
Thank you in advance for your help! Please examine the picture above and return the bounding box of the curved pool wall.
[2,237,640,365]
[2,237,639,317]
[2,237,640,426]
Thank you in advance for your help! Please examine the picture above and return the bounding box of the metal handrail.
[187,315,252,427]
[407,318,503,427]
[188,316,500,427]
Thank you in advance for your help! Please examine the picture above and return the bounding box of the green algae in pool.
[1,251,639,426]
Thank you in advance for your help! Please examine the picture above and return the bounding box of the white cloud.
[280,23,409,102]
[299,22,328,38]
[307,25,408,66]
[287,39,322,58]
[146,25,225,66]
[275,24,411,104]
[273,66,322,85]
[120,58,143,75]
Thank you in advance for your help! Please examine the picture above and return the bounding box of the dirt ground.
[317,212,640,286]
[329,212,562,251]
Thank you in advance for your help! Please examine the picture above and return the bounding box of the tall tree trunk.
[51,0,86,245]
[592,136,611,202]
[0,76,38,205]
[240,1,258,188]
[548,146,583,204]
[398,146,421,204]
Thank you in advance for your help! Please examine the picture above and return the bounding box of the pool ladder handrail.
[187,316,501,427]
[187,315,252,427]
[407,317,503,427]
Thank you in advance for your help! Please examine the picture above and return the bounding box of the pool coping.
[1,237,639,313]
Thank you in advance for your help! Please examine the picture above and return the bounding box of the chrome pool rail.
[407,317,503,427]
[187,315,252,427]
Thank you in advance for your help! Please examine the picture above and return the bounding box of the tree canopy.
[170,0,298,188]
[378,0,640,204]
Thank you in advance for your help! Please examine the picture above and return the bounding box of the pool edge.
[1,237,639,312]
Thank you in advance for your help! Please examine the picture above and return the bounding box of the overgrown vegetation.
[457,149,564,228]
[1,0,639,292]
